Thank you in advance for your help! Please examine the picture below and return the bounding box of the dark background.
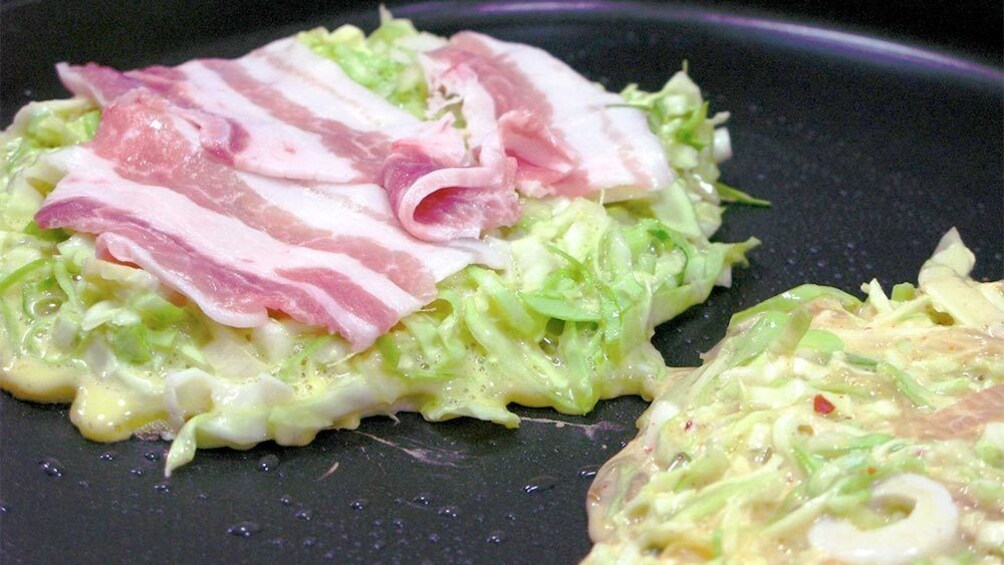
[1,1,1002,564]
[2,0,1002,120]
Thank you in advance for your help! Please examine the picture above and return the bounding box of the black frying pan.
[2,1,1001,563]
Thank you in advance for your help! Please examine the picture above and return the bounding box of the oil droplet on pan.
[258,454,279,472]
[227,521,261,538]
[38,458,63,477]
[522,475,557,494]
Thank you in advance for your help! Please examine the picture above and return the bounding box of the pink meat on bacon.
[57,38,415,184]
[36,90,501,350]
[57,37,523,242]
[56,63,143,106]
[897,384,1004,440]
[425,31,673,200]
[381,119,520,242]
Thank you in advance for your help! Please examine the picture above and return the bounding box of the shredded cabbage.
[585,232,1004,563]
[0,15,758,475]
[298,8,442,118]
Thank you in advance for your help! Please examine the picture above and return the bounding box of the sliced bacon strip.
[425,31,673,200]
[57,37,523,242]
[39,169,401,340]
[35,91,500,350]
[57,38,415,184]
[56,63,141,107]
[897,384,1004,440]
[381,119,520,242]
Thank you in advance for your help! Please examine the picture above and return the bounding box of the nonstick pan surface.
[1,1,1001,563]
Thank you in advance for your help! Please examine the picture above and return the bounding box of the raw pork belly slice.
[425,31,673,200]
[56,37,522,242]
[35,90,502,350]
[57,38,417,184]
[897,384,1004,440]
[381,119,520,242]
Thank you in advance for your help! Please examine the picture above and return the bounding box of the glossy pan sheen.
[1,2,1001,563]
